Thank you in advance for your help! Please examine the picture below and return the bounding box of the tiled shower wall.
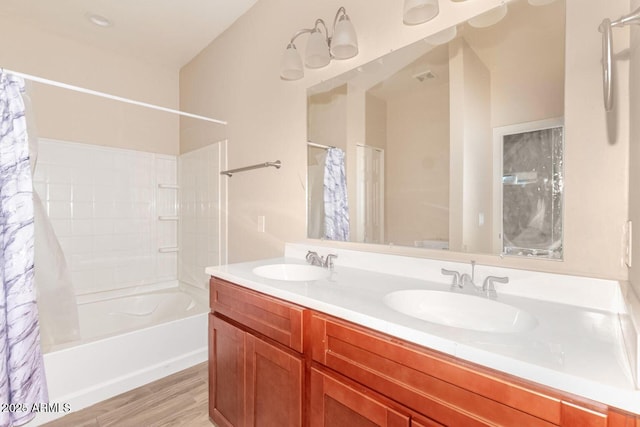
[33,139,178,296]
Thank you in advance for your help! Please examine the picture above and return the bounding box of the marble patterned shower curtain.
[0,72,48,426]
[324,147,350,241]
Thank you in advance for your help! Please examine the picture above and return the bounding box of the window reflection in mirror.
[307,0,565,259]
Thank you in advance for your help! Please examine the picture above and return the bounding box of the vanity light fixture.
[403,0,439,25]
[280,7,358,81]
[467,2,508,28]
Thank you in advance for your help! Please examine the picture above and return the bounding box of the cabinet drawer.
[311,313,588,427]
[310,366,412,427]
[210,277,305,352]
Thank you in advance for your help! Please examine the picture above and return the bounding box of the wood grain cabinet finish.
[209,278,305,427]
[209,278,640,427]
[310,313,639,427]
[209,314,245,427]
[309,367,412,427]
[210,278,305,352]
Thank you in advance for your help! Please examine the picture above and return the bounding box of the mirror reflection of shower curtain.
[23,83,80,349]
[324,147,350,241]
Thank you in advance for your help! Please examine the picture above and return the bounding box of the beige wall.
[181,0,632,280]
[365,94,387,151]
[386,79,450,246]
[630,0,640,295]
[308,86,348,150]
[0,20,180,155]
[449,38,493,254]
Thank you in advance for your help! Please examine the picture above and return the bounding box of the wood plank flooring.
[42,362,213,427]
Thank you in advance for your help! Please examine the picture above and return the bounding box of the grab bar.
[599,6,640,112]
[220,160,281,177]
[158,247,179,253]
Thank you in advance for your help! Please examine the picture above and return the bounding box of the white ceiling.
[0,0,258,69]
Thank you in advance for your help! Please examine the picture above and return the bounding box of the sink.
[252,264,330,282]
[383,290,537,333]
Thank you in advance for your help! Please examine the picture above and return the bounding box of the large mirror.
[307,0,565,259]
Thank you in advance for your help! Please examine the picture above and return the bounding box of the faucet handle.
[306,251,321,266]
[324,254,338,269]
[441,268,461,288]
[482,276,509,298]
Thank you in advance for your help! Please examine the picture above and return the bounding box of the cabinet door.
[245,334,303,427]
[210,314,245,427]
[310,367,410,427]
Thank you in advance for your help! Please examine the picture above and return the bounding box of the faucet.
[441,261,509,298]
[306,251,323,266]
[482,276,509,299]
[306,251,338,270]
[460,260,476,288]
[324,254,338,270]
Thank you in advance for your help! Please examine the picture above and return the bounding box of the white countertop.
[206,244,640,414]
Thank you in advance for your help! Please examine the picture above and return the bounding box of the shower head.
[611,6,640,28]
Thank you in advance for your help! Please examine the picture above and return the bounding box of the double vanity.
[206,243,640,426]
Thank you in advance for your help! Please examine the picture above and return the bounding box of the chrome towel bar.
[599,6,640,112]
[220,160,281,177]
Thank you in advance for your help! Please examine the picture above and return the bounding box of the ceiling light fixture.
[280,7,358,81]
[86,13,112,28]
[403,0,439,25]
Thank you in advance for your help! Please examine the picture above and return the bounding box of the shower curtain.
[324,147,350,241]
[0,71,48,426]
[23,82,80,349]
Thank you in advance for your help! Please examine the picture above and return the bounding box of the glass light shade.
[331,15,358,59]
[403,0,439,25]
[305,30,331,68]
[280,44,304,80]
[528,0,558,5]
[424,26,457,46]
[468,3,508,28]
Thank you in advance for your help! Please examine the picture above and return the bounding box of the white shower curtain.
[0,71,48,425]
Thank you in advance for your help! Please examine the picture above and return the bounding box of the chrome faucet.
[306,251,323,266]
[440,261,509,298]
[306,251,338,270]
[441,268,461,289]
[482,276,509,299]
[460,260,476,288]
[324,254,338,269]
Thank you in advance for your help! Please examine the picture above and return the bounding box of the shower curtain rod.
[1,68,227,125]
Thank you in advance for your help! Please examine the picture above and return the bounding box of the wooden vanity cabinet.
[310,313,639,427]
[209,278,640,427]
[209,278,305,427]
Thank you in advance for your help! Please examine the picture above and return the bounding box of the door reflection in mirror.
[495,120,564,259]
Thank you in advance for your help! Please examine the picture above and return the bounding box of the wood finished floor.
[42,362,213,427]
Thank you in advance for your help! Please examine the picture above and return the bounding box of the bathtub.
[29,285,209,425]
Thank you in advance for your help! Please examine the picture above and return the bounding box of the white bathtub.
[29,285,209,425]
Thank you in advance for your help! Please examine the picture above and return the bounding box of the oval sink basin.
[252,264,330,282]
[383,290,537,333]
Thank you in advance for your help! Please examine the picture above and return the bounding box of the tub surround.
[31,283,209,425]
[206,243,640,415]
